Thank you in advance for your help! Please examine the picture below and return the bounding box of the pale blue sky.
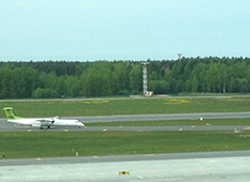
[0,0,249,61]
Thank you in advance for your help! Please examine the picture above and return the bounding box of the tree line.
[0,57,250,99]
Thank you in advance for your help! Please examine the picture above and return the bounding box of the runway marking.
[146,154,155,156]
[92,156,99,159]
[132,178,183,182]
[36,158,42,160]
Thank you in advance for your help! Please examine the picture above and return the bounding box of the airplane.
[2,107,85,129]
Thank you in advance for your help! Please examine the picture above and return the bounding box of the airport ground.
[1,112,250,181]
[1,95,250,181]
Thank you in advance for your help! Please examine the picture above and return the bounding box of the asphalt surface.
[1,111,250,131]
[1,151,250,182]
[0,120,248,132]
[75,112,250,123]
[1,150,250,166]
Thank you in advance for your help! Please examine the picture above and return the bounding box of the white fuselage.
[8,118,40,125]
[52,119,84,126]
[7,118,84,128]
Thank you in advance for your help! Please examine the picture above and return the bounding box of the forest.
[0,57,249,99]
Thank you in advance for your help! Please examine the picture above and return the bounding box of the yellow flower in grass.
[82,100,110,104]
[164,98,190,104]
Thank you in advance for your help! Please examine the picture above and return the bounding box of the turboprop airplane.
[2,107,85,129]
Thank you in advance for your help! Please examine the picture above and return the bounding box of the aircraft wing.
[32,119,53,127]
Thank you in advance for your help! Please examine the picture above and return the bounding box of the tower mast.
[141,62,153,97]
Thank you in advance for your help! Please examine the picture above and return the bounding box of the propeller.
[51,116,60,124]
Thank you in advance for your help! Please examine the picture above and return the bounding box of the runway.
[74,111,250,123]
[1,151,250,182]
[0,120,248,131]
[0,111,250,131]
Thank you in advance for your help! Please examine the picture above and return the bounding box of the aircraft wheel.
[47,126,50,129]
[40,126,43,129]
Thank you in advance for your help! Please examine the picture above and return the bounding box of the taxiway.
[1,151,250,182]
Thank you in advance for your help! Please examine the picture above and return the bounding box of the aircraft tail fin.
[2,107,20,119]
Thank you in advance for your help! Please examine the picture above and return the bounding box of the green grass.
[1,97,250,118]
[1,130,250,159]
[87,118,250,126]
[1,96,250,159]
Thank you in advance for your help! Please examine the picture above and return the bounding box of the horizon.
[1,55,250,63]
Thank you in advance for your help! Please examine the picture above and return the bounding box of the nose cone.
[76,121,84,127]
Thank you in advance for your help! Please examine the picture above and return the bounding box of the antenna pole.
[177,53,182,60]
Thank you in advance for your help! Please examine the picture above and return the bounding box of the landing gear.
[40,126,43,129]
[47,126,50,129]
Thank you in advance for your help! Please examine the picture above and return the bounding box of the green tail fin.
[3,107,20,119]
